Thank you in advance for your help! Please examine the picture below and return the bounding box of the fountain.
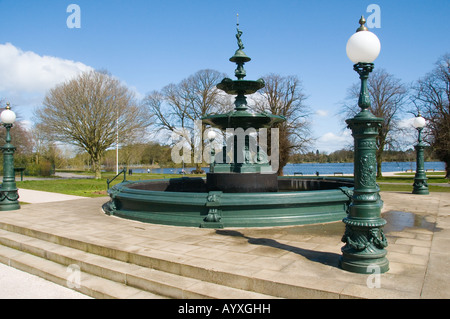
[103,23,354,228]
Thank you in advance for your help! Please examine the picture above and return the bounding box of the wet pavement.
[383,210,436,233]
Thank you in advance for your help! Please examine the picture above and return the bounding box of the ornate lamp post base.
[0,192,20,211]
[412,177,429,195]
[340,217,389,274]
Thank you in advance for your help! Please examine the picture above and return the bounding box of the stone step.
[0,221,287,298]
[0,244,162,299]
[0,228,276,299]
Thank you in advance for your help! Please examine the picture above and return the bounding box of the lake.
[129,161,445,175]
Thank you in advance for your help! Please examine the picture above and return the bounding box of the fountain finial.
[229,16,250,79]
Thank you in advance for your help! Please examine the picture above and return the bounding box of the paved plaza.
[0,187,449,299]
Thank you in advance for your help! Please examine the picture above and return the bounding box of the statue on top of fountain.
[235,14,245,51]
[236,27,244,51]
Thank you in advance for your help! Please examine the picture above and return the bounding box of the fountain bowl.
[103,176,354,228]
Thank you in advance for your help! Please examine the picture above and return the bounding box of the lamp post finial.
[356,15,368,32]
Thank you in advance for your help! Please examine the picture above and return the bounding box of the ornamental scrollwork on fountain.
[207,193,220,203]
[204,208,222,222]
[204,192,222,223]
[339,187,354,199]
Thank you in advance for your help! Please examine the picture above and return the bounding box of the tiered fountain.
[202,23,285,193]
[103,24,354,228]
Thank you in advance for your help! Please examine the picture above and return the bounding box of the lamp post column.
[0,103,20,211]
[412,116,429,195]
[340,17,388,273]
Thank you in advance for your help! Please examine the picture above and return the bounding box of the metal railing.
[107,167,127,190]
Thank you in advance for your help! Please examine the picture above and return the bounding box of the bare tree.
[341,68,408,177]
[411,53,450,178]
[144,69,229,172]
[251,73,312,175]
[35,70,153,179]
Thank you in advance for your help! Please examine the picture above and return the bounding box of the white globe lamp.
[1,103,16,124]
[413,114,426,129]
[207,130,216,140]
[346,16,381,64]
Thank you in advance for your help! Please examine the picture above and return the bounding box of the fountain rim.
[104,176,355,228]
[109,175,355,196]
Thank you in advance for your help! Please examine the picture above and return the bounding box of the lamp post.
[412,113,429,195]
[0,103,20,211]
[340,17,389,274]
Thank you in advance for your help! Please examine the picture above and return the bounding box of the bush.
[26,161,53,177]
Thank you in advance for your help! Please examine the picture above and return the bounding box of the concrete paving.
[0,262,91,299]
[0,188,91,298]
[18,188,87,204]
[0,185,449,298]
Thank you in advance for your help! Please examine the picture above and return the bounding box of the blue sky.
[0,0,449,153]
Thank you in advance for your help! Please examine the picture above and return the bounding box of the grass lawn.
[16,172,205,198]
[16,171,449,198]
[378,183,449,192]
[18,178,111,197]
[377,173,449,192]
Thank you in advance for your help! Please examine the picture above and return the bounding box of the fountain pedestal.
[202,24,284,193]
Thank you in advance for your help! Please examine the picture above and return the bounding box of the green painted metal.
[202,24,284,179]
[0,120,20,211]
[103,176,354,228]
[412,125,429,195]
[202,24,284,130]
[340,62,389,274]
[103,23,356,230]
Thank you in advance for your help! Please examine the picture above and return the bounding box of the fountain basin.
[103,176,354,228]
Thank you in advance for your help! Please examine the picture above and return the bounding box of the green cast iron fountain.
[202,22,285,193]
[103,23,354,228]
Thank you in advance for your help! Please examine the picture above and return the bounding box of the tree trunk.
[92,156,102,179]
[446,161,450,179]
[376,151,383,178]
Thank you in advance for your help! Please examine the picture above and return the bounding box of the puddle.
[382,211,435,233]
[219,211,436,239]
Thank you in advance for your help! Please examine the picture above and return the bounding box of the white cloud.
[319,131,350,143]
[315,130,353,153]
[0,42,93,105]
[315,110,328,117]
[397,117,415,130]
